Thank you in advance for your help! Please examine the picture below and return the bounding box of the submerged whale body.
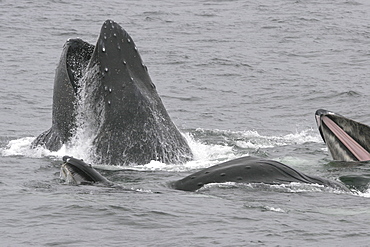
[32,20,193,165]
[315,109,370,161]
[60,156,349,192]
[173,156,349,192]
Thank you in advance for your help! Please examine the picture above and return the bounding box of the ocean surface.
[1,0,370,246]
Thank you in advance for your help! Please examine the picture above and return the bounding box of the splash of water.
[67,64,105,164]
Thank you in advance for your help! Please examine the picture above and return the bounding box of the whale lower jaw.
[315,109,370,161]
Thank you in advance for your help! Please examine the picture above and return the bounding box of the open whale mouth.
[65,39,95,93]
[60,156,109,185]
[315,109,370,161]
[32,19,193,165]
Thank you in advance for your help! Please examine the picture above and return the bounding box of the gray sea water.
[1,0,370,246]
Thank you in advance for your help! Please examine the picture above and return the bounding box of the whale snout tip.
[102,19,121,31]
[104,19,115,25]
[315,109,339,118]
[62,155,72,162]
[315,109,330,117]
[315,109,338,126]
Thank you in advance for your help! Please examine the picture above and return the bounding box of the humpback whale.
[173,156,349,191]
[32,20,193,165]
[315,109,370,161]
[59,156,349,192]
[60,156,111,185]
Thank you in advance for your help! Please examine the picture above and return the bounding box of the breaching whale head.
[32,20,193,165]
[315,109,370,161]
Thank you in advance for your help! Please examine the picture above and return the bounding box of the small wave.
[310,90,361,102]
[338,90,360,97]
[192,128,321,149]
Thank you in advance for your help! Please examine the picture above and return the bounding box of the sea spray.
[68,64,104,164]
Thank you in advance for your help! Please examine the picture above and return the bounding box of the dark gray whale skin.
[58,156,349,192]
[172,156,349,192]
[315,109,370,161]
[32,20,193,165]
[32,39,94,151]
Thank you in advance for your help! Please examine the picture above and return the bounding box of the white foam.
[203,181,349,195]
[355,188,370,198]
[0,136,92,162]
[237,128,322,148]
[235,140,274,149]
[138,160,168,171]
[0,137,59,158]
[113,132,238,172]
[1,137,33,156]
[284,130,322,144]
[182,132,237,169]
[0,128,322,172]
[269,182,327,193]
[190,128,322,152]
[263,206,286,213]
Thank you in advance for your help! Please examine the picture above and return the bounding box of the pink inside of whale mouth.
[321,115,370,161]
